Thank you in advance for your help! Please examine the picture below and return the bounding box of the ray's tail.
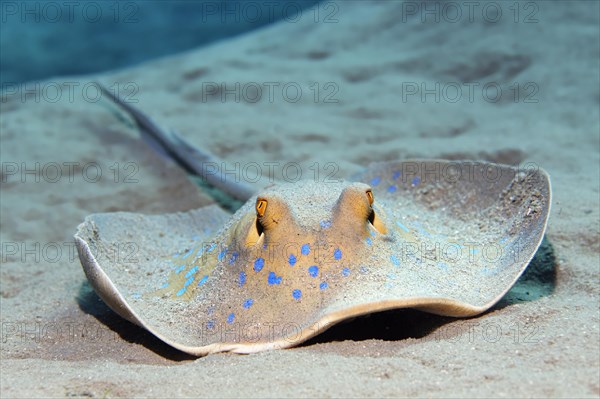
[97,83,257,205]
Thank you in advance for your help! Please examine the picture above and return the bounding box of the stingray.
[75,86,551,355]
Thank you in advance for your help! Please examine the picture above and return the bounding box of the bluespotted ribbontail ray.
[75,87,551,356]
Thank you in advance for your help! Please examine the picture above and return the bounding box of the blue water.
[0,0,320,86]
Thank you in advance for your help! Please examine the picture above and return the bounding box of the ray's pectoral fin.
[353,159,552,316]
[74,205,231,353]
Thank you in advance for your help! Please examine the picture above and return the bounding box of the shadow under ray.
[76,282,197,362]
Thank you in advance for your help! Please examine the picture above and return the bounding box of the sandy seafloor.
[1,1,599,397]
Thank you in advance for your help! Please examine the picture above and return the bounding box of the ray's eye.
[256,198,267,217]
[366,189,387,234]
[246,198,267,246]
[366,189,375,225]
[366,189,374,206]
[255,198,268,237]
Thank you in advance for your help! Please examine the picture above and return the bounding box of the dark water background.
[0,0,320,86]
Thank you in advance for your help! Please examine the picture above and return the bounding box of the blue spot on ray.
[396,220,410,233]
[292,289,302,300]
[392,171,401,179]
[176,287,187,297]
[342,267,350,277]
[185,266,198,278]
[370,176,381,186]
[254,257,265,272]
[181,248,194,259]
[301,244,310,255]
[218,249,227,261]
[412,176,421,186]
[207,321,215,329]
[387,185,397,193]
[243,299,254,309]
[288,254,297,266]
[197,275,208,286]
[268,272,282,285]
[308,265,319,277]
[334,248,342,260]
[320,220,332,229]
[175,265,185,274]
[412,221,432,237]
[319,282,328,290]
[366,237,372,246]
[239,271,247,287]
[390,255,400,267]
[227,313,235,324]
[184,276,195,287]
[229,252,239,264]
